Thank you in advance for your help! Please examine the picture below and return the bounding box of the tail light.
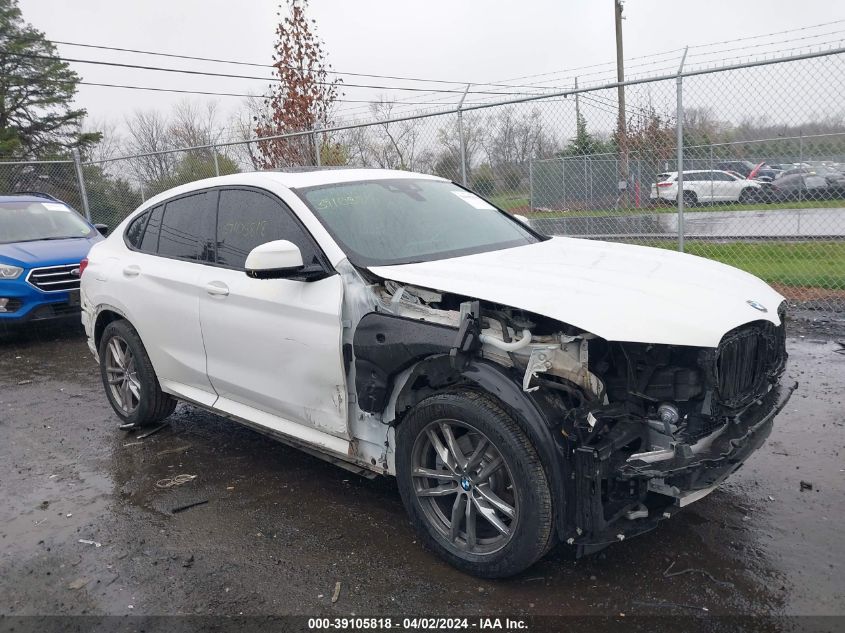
[657,182,673,188]
[78,258,89,277]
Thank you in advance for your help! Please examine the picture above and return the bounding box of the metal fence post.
[561,157,566,209]
[528,159,534,212]
[71,148,92,222]
[798,131,804,202]
[212,144,220,177]
[583,155,588,209]
[457,84,471,186]
[676,47,689,253]
[313,124,322,167]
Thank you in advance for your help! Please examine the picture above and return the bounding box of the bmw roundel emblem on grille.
[746,300,767,312]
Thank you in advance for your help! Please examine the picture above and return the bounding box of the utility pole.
[614,0,628,206]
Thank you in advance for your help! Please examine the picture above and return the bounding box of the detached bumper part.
[572,381,796,555]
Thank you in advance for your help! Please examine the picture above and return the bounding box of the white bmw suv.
[81,169,793,577]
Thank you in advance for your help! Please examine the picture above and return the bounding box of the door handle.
[122,265,141,278]
[205,281,229,297]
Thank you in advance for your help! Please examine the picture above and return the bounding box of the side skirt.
[165,389,382,479]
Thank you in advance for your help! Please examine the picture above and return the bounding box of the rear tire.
[681,190,698,207]
[395,390,554,578]
[98,319,177,428]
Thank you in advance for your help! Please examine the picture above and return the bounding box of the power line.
[49,40,527,89]
[2,50,546,96]
[52,17,845,98]
[70,81,486,105]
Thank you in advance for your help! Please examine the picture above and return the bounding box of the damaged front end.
[350,276,794,555]
[566,305,794,554]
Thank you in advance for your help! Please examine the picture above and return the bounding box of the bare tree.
[230,96,266,169]
[81,117,122,164]
[434,113,483,181]
[481,107,555,189]
[169,100,224,149]
[341,100,428,170]
[124,110,176,188]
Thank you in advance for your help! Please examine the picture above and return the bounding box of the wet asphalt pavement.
[0,319,843,625]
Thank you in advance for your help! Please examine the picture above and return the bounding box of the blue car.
[0,193,105,324]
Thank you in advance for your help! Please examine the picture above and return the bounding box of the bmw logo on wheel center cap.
[746,300,768,312]
[460,476,472,491]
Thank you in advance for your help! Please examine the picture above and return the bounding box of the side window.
[714,172,734,181]
[684,172,702,182]
[216,189,319,270]
[139,205,164,253]
[158,191,217,261]
[125,211,149,249]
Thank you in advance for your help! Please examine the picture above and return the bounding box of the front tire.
[98,319,177,428]
[395,390,554,578]
[739,188,757,203]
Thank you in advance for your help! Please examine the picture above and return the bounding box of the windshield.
[0,200,93,244]
[295,179,541,266]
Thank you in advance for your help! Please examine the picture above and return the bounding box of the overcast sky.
[15,0,845,139]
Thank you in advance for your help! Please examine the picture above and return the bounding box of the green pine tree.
[0,0,99,159]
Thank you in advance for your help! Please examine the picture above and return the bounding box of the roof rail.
[10,191,61,202]
[267,166,349,173]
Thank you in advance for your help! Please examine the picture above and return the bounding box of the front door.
[197,187,348,438]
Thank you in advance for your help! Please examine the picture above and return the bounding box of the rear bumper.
[571,381,796,555]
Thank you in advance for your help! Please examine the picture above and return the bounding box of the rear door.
[684,171,710,201]
[116,191,218,405]
[197,187,348,438]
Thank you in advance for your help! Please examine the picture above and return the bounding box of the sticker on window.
[450,190,496,210]
[42,202,71,212]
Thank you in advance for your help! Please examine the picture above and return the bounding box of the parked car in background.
[651,170,763,205]
[0,193,106,324]
[81,169,792,577]
[714,160,757,177]
[779,165,845,197]
[768,171,834,201]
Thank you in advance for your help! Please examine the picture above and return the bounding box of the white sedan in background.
[651,169,763,205]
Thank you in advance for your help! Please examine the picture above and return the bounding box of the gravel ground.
[0,319,843,629]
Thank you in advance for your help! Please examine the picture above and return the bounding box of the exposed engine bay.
[348,274,794,553]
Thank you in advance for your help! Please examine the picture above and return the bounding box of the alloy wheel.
[411,419,519,555]
[103,335,141,415]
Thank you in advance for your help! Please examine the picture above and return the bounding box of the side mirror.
[94,223,109,236]
[245,240,304,279]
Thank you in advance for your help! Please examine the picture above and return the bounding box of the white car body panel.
[87,248,218,403]
[196,266,348,437]
[369,236,784,348]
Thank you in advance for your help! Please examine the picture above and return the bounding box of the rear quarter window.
[139,205,164,253]
[125,211,149,249]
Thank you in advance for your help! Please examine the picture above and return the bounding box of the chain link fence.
[2,48,844,312]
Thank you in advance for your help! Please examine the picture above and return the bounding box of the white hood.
[368,237,784,348]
